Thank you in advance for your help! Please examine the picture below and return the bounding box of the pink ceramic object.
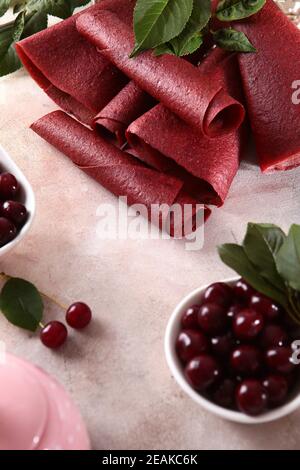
[0,353,90,450]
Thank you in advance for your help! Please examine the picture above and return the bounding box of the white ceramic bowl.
[165,277,300,424]
[0,146,35,257]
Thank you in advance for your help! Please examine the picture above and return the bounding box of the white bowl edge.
[0,145,36,257]
[165,277,300,424]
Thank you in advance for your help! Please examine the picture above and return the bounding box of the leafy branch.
[0,0,90,77]
[218,223,300,326]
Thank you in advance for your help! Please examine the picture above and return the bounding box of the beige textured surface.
[1,67,300,450]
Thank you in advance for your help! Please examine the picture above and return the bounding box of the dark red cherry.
[185,354,221,391]
[260,324,288,349]
[176,330,209,363]
[233,309,264,340]
[181,305,200,329]
[202,282,233,308]
[250,294,282,321]
[262,374,289,406]
[66,302,92,329]
[211,332,235,357]
[227,304,242,320]
[212,378,235,408]
[233,279,256,304]
[0,201,28,228]
[236,379,268,416]
[40,321,68,349]
[265,347,296,375]
[0,173,19,200]
[198,303,228,335]
[0,217,17,247]
[231,345,262,376]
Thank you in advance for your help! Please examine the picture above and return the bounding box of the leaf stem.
[0,272,68,311]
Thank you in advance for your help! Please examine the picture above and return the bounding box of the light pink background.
[1,62,300,449]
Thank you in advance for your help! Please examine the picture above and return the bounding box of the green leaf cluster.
[131,0,266,58]
[218,223,300,325]
[0,0,90,77]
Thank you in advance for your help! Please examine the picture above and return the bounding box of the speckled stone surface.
[1,60,300,450]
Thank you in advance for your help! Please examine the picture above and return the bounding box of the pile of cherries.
[176,279,299,416]
[0,172,28,247]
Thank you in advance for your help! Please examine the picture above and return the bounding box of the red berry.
[212,378,235,408]
[231,345,262,376]
[262,374,288,406]
[0,173,19,200]
[40,321,68,349]
[185,354,221,391]
[233,309,264,340]
[227,304,242,320]
[236,379,268,416]
[233,279,256,304]
[66,302,92,329]
[250,294,282,320]
[0,217,17,247]
[202,282,233,307]
[265,347,296,375]
[260,324,288,349]
[198,302,228,335]
[181,305,200,329]
[0,201,27,227]
[176,329,208,363]
[211,332,235,357]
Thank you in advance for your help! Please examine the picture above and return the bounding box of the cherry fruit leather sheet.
[236,0,300,172]
[31,111,209,235]
[15,0,136,123]
[126,49,246,206]
[93,81,155,146]
[76,10,245,137]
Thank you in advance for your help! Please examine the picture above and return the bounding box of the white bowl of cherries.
[165,278,300,424]
[0,146,35,257]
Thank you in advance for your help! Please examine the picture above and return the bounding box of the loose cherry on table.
[176,279,299,416]
[40,321,68,349]
[66,302,92,329]
[39,302,92,349]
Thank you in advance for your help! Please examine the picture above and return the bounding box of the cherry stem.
[0,272,68,311]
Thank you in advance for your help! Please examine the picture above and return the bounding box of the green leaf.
[22,11,48,37]
[0,11,25,77]
[154,42,175,56]
[243,223,287,292]
[218,243,289,309]
[24,0,72,19]
[0,0,10,18]
[169,0,210,56]
[0,278,44,332]
[216,0,266,21]
[172,31,203,56]
[276,225,300,291]
[131,0,193,57]
[213,27,256,52]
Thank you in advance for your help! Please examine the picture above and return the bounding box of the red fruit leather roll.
[15,1,135,122]
[93,81,156,145]
[127,49,246,205]
[31,111,210,236]
[76,10,245,137]
[236,0,300,172]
